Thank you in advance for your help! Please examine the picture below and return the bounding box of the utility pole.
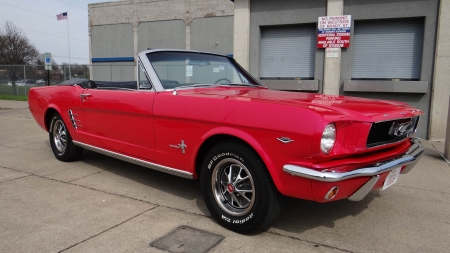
[44,52,52,86]
[445,95,450,160]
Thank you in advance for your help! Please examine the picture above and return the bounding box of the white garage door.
[260,25,316,79]
[351,18,424,80]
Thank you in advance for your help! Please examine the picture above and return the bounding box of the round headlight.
[321,123,336,154]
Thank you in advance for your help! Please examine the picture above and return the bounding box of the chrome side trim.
[137,51,168,91]
[277,137,294,144]
[283,138,424,183]
[137,58,155,91]
[169,140,187,154]
[68,110,81,129]
[72,141,193,179]
[348,175,379,201]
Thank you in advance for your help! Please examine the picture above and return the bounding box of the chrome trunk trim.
[72,141,193,179]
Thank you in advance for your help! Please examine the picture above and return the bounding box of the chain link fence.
[0,64,137,98]
[0,64,91,97]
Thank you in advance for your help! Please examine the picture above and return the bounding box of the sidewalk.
[0,99,28,109]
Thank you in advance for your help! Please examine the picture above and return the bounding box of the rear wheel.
[49,113,83,161]
[200,141,280,234]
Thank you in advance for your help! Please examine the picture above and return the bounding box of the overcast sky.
[0,0,116,65]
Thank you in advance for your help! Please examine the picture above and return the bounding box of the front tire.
[200,141,280,234]
[49,113,83,162]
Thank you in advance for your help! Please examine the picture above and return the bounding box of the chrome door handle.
[80,94,91,101]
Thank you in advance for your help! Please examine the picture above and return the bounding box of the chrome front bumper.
[283,138,424,201]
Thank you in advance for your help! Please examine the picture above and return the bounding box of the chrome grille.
[366,117,418,148]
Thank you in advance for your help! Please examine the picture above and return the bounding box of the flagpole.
[66,11,71,79]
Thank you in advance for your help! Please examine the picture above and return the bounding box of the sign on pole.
[317,15,351,48]
[44,52,52,70]
[326,48,340,58]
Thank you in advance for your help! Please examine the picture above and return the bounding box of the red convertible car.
[29,49,424,233]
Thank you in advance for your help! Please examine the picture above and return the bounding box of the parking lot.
[1,99,449,253]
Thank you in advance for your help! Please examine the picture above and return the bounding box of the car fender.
[197,126,281,189]
[44,104,64,131]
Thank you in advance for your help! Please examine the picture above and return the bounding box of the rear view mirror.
[188,60,211,66]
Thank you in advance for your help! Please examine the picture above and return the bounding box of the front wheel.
[49,113,83,162]
[200,141,280,234]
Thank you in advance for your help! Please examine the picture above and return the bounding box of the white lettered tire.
[201,141,280,233]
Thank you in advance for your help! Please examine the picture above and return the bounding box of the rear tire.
[200,141,280,234]
[49,113,83,162]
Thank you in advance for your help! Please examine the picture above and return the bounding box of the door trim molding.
[73,141,194,179]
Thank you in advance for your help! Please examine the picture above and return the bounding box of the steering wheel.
[214,78,232,84]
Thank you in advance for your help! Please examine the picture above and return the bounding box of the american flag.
[56,12,68,20]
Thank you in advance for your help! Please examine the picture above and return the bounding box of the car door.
[80,87,156,161]
[50,84,91,145]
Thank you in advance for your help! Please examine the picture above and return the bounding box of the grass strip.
[0,95,28,101]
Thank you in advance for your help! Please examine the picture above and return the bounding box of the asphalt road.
[1,100,449,253]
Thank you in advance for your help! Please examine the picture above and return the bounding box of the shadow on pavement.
[75,150,380,234]
[271,192,379,234]
[78,150,209,216]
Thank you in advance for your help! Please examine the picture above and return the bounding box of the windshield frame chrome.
[138,49,265,92]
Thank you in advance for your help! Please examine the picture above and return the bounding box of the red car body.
[28,49,424,233]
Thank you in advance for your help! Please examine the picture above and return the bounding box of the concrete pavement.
[0,99,449,253]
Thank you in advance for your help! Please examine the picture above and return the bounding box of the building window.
[260,24,316,80]
[351,18,424,80]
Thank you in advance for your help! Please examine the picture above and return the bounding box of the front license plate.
[382,167,401,190]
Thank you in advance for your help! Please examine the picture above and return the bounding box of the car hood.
[180,87,422,122]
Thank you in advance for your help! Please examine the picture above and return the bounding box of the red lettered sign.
[317,15,351,48]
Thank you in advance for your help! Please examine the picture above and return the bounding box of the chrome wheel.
[52,119,67,153]
[211,158,255,216]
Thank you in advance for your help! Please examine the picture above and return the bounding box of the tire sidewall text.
[201,143,271,233]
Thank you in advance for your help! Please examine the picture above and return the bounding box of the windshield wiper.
[175,84,216,89]
[219,83,258,87]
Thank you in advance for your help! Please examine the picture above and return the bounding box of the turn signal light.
[324,186,339,200]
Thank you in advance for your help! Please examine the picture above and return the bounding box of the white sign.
[44,52,52,71]
[326,48,340,58]
[186,65,193,77]
[318,15,352,29]
[382,167,401,190]
[213,68,220,73]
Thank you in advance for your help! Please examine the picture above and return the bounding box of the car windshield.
[147,51,260,89]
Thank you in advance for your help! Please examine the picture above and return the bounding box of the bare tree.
[0,21,39,94]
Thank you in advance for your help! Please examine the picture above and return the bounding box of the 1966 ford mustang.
[28,49,424,233]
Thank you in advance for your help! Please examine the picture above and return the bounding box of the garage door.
[260,25,316,79]
[351,18,424,80]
